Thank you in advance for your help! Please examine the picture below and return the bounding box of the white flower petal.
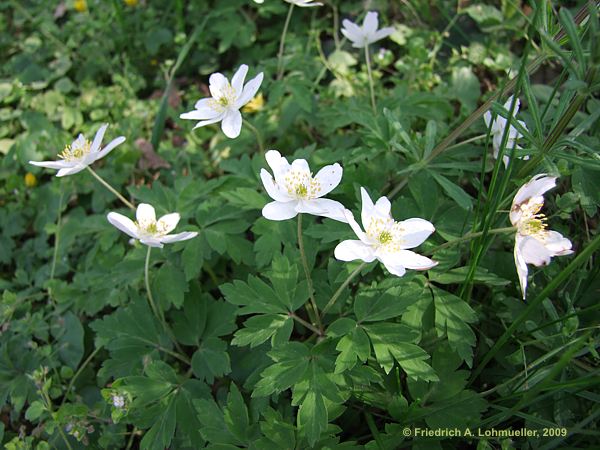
[91,123,108,153]
[192,116,226,129]
[56,165,87,177]
[514,234,529,300]
[341,20,364,47]
[397,218,435,249]
[208,72,229,99]
[95,136,126,161]
[512,174,556,211]
[344,209,370,244]
[221,109,243,138]
[370,27,394,43]
[160,231,198,244]
[260,168,291,202]
[140,238,164,248]
[107,212,139,239]
[334,240,376,262]
[380,249,437,270]
[314,163,342,197]
[296,198,348,222]
[360,187,376,229]
[363,11,379,36]
[504,96,520,116]
[265,149,291,183]
[157,213,180,234]
[136,203,156,224]
[236,72,264,108]
[29,160,74,170]
[518,234,552,267]
[543,230,573,256]
[262,200,299,221]
[231,64,248,95]
[483,111,492,128]
[377,254,406,277]
[180,108,222,121]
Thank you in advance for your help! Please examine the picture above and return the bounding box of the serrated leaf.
[191,337,231,383]
[430,171,473,210]
[232,314,292,348]
[354,284,425,322]
[224,384,250,443]
[297,390,327,447]
[155,263,188,309]
[253,342,310,397]
[335,326,370,373]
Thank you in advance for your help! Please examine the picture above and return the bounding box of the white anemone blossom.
[260,150,347,222]
[335,188,437,277]
[510,174,573,300]
[285,0,323,6]
[29,124,125,177]
[180,64,263,139]
[341,11,395,49]
[107,203,198,248]
[483,96,529,168]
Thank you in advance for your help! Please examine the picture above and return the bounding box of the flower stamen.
[58,140,91,161]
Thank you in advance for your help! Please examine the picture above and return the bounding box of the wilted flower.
[483,96,529,168]
[510,174,573,299]
[285,0,323,6]
[335,188,437,277]
[180,64,263,139]
[29,124,125,177]
[260,150,347,222]
[341,11,394,49]
[107,203,198,248]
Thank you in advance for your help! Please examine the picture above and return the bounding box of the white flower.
[107,203,198,248]
[334,188,437,277]
[29,124,125,177]
[510,174,573,299]
[483,96,529,168]
[341,11,394,49]
[285,0,323,6]
[112,395,125,408]
[260,150,347,222]
[180,64,264,139]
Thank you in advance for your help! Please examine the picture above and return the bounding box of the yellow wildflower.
[242,93,264,113]
[24,173,37,188]
[124,0,138,6]
[74,0,87,12]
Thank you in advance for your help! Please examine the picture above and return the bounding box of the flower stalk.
[322,261,367,315]
[364,45,376,113]
[297,214,322,330]
[86,166,135,210]
[277,3,295,80]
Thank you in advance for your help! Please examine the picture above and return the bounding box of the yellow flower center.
[284,169,322,199]
[366,217,404,253]
[516,202,548,237]
[58,140,91,162]
[135,219,168,237]
[208,83,237,113]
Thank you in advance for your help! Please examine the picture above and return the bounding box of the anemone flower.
[483,96,529,167]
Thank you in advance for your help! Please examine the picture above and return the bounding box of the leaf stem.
[277,3,295,80]
[425,226,516,255]
[289,312,323,336]
[86,166,135,210]
[60,346,102,407]
[297,214,322,330]
[322,262,367,316]
[364,44,376,113]
[50,189,64,282]
[243,119,265,154]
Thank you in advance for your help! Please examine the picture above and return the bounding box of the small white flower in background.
[483,96,529,168]
[107,203,198,248]
[335,188,437,277]
[29,124,125,177]
[180,64,263,139]
[285,0,323,6]
[510,174,573,300]
[112,395,125,409]
[341,11,394,49]
[260,150,347,222]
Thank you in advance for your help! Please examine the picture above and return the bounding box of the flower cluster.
[261,150,437,278]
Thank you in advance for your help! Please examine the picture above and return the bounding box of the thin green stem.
[277,3,295,80]
[243,119,265,154]
[426,226,516,255]
[144,246,162,323]
[61,346,102,407]
[322,262,367,316]
[50,189,64,281]
[86,166,135,210]
[364,44,376,113]
[297,215,322,330]
[289,312,323,336]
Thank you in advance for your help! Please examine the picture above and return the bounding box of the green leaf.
[191,337,231,383]
[182,237,206,281]
[232,314,292,348]
[429,171,473,210]
[253,342,310,397]
[365,323,437,381]
[223,384,250,443]
[297,390,327,447]
[354,284,425,322]
[155,263,188,309]
[140,394,177,450]
[24,400,45,421]
[54,311,84,369]
[433,288,478,367]
[335,326,370,373]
